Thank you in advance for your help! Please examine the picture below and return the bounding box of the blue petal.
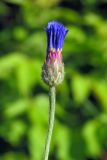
[45,21,68,50]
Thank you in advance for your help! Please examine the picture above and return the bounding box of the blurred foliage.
[0,0,107,160]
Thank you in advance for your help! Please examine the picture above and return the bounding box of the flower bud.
[42,21,68,86]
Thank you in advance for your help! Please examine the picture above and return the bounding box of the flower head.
[42,21,68,86]
[46,21,68,51]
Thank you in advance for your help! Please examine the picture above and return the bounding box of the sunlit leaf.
[82,120,102,156]
[71,74,91,104]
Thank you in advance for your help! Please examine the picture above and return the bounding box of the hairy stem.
[43,86,56,160]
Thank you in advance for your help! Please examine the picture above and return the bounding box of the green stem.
[43,86,56,160]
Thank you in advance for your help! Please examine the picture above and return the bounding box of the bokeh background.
[0,0,107,160]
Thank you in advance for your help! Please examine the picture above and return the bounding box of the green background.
[0,0,107,159]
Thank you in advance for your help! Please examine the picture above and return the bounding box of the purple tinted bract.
[45,21,68,50]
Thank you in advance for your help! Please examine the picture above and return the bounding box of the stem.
[43,86,56,160]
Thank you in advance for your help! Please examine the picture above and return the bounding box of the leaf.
[82,120,102,157]
[0,53,25,78]
[4,0,25,5]
[0,152,28,160]
[2,120,26,145]
[92,80,107,112]
[53,122,70,160]
[16,58,42,96]
[28,126,46,160]
[71,74,91,104]
[28,94,49,125]
[4,99,29,118]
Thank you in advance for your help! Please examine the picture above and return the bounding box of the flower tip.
[47,21,68,32]
[45,21,68,50]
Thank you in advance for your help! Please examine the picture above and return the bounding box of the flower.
[46,21,68,51]
[42,21,68,86]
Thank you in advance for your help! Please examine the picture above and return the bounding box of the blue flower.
[45,21,68,51]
